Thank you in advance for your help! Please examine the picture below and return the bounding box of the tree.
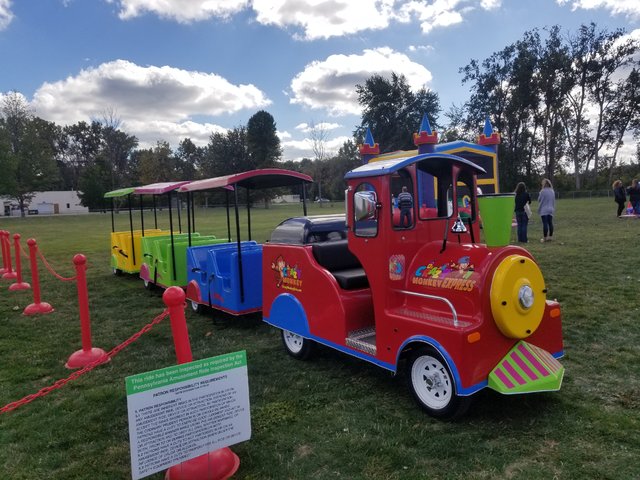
[202,127,248,178]
[246,111,282,207]
[59,121,103,190]
[246,110,282,170]
[605,68,640,184]
[100,125,139,190]
[0,92,60,216]
[535,25,572,180]
[138,141,178,184]
[559,23,637,188]
[175,138,202,180]
[308,121,330,205]
[355,73,440,152]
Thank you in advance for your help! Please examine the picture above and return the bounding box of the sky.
[0,0,639,162]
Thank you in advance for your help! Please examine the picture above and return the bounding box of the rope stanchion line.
[0,309,170,414]
[36,249,77,282]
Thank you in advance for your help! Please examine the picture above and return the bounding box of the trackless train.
[107,116,564,418]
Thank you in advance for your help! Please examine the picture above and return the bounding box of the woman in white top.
[538,178,556,242]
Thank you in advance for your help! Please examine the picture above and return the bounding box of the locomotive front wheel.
[143,279,154,291]
[407,348,471,419]
[281,329,314,360]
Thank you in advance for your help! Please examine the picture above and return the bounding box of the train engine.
[262,151,564,419]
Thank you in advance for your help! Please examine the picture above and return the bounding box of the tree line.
[1,22,639,215]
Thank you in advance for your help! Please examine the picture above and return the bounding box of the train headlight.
[518,285,534,309]
[490,255,546,339]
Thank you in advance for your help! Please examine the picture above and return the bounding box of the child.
[514,182,531,243]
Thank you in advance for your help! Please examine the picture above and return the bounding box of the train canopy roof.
[345,153,486,180]
[104,187,136,198]
[179,168,313,193]
[133,181,191,195]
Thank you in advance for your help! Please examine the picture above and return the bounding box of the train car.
[178,169,313,315]
[105,186,166,275]
[134,181,227,290]
[262,146,564,418]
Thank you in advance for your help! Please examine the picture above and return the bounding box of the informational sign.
[126,351,251,480]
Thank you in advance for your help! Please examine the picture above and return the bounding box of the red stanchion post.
[162,287,240,480]
[8,234,30,291]
[0,231,8,274]
[65,254,108,369]
[23,239,54,315]
[2,231,16,280]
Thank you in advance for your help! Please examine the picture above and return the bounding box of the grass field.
[0,199,639,480]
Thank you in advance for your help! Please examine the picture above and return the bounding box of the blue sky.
[0,0,638,161]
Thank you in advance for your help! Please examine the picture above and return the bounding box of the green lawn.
[0,199,639,480]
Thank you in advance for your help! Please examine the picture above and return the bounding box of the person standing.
[538,178,556,242]
[514,182,531,243]
[627,179,640,215]
[397,186,414,228]
[612,180,627,217]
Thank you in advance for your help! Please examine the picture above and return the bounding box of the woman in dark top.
[514,182,532,243]
[612,180,626,217]
[627,179,640,215]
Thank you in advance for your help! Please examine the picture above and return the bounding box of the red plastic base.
[2,271,17,280]
[165,448,240,480]
[9,282,31,291]
[65,347,109,369]
[23,302,54,315]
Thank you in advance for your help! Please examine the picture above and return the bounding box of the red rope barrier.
[19,242,29,259]
[36,249,77,282]
[1,309,170,414]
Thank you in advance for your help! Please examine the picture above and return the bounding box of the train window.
[391,169,414,230]
[417,163,454,220]
[353,183,378,238]
[456,170,477,222]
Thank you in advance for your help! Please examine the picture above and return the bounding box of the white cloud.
[277,130,292,140]
[28,59,269,147]
[252,0,395,40]
[105,0,503,38]
[107,0,249,22]
[556,0,640,18]
[408,44,435,53]
[123,119,227,148]
[289,47,432,116]
[0,0,14,30]
[295,122,341,133]
[281,134,351,161]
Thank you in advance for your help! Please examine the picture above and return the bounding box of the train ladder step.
[346,327,376,355]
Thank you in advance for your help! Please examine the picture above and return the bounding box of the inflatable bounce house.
[359,115,501,204]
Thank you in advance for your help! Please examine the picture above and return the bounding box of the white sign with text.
[126,351,250,480]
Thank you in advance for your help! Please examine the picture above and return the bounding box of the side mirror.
[354,191,377,222]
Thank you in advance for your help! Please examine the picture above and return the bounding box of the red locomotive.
[262,119,564,418]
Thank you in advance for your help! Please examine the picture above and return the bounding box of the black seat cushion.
[312,240,368,290]
[333,268,369,290]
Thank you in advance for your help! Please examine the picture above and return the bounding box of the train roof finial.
[478,116,500,148]
[414,113,438,154]
[359,127,380,164]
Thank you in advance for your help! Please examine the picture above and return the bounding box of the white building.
[2,191,89,216]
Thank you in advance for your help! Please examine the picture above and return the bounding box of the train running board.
[346,327,376,355]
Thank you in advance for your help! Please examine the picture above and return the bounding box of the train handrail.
[393,289,459,327]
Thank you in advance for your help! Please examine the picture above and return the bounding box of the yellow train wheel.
[490,255,546,339]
